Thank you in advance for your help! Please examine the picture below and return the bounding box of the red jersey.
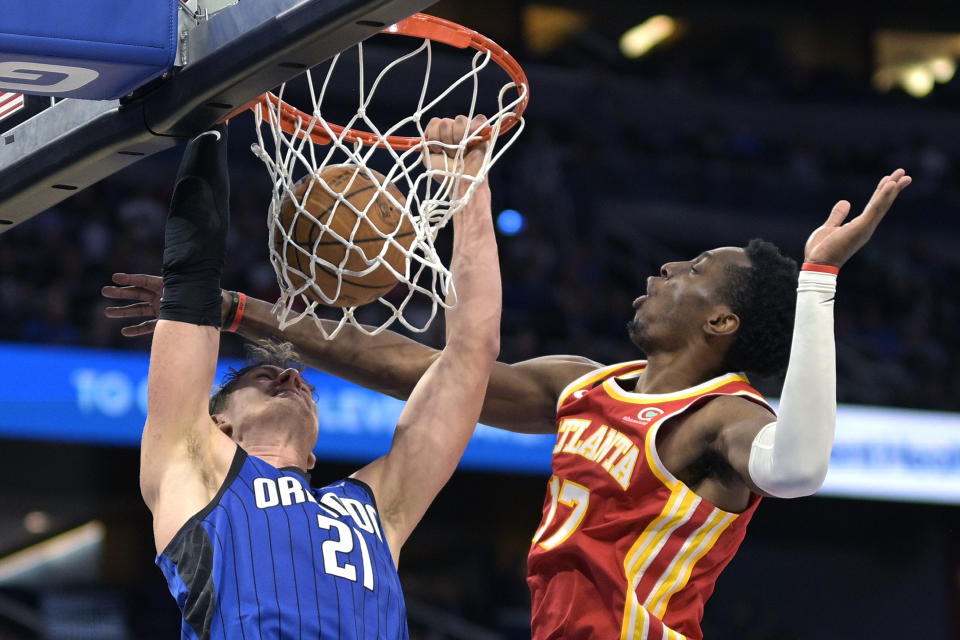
[527,361,773,640]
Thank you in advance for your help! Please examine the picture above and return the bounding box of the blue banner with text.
[0,341,555,473]
[3,342,960,504]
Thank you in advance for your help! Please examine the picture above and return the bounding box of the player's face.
[627,247,750,350]
[220,365,319,441]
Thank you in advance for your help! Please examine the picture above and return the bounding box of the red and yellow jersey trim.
[552,361,773,640]
[556,360,647,410]
[620,445,739,640]
[619,482,700,640]
[601,370,766,406]
[642,391,773,493]
[618,378,770,639]
[645,507,736,619]
[619,493,736,640]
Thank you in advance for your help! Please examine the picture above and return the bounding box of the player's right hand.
[803,168,912,269]
[424,114,489,180]
[101,273,163,337]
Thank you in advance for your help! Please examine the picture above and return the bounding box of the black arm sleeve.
[159,124,230,327]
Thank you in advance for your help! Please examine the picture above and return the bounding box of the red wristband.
[226,292,247,333]
[801,263,839,275]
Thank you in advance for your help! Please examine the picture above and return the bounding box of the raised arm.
[715,169,912,498]
[106,284,598,435]
[140,128,237,551]
[347,115,501,560]
[232,299,597,433]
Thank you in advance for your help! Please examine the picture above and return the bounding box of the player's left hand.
[423,114,489,180]
[804,169,912,269]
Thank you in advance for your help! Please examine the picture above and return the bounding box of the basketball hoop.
[244,12,528,339]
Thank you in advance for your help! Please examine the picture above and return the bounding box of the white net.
[251,18,527,340]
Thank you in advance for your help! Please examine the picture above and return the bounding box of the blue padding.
[0,0,177,99]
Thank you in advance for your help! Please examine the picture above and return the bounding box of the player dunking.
[104,133,911,637]
[132,115,499,639]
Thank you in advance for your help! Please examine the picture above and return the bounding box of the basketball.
[277,165,414,307]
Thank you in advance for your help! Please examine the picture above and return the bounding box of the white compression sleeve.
[748,269,838,498]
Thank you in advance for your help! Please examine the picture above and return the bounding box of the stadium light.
[872,57,957,98]
[930,57,956,82]
[901,64,936,98]
[619,15,677,58]
[23,511,52,534]
[522,4,587,54]
[0,521,104,586]
[497,209,526,235]
[872,29,960,98]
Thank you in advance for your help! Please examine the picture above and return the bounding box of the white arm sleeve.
[748,270,837,498]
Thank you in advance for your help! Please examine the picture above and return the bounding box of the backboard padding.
[0,0,432,232]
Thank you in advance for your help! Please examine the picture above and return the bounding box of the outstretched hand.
[804,169,912,269]
[102,273,163,337]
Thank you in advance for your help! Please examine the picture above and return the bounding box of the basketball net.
[249,14,527,339]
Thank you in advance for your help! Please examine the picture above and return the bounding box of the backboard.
[0,0,433,232]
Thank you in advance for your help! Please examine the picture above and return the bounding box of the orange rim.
[250,13,529,150]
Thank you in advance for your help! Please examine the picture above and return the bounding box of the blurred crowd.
[2,14,960,640]
[1,89,958,413]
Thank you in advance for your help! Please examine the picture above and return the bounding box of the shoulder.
[544,355,607,397]
[315,476,379,507]
[509,354,604,381]
[556,359,645,407]
[151,441,243,554]
[689,394,776,434]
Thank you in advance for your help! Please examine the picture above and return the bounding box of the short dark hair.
[718,239,798,378]
[209,340,314,414]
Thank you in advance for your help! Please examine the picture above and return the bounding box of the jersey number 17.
[531,476,591,550]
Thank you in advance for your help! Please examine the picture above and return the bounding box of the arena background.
[1,1,959,638]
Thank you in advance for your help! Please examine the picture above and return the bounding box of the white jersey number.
[316,514,375,590]
[532,475,591,550]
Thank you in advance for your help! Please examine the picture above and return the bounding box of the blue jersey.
[156,447,408,640]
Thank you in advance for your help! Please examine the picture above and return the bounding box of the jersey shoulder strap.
[556,359,647,410]
[708,375,775,415]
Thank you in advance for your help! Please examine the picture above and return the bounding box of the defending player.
[105,151,911,638]
[137,115,500,639]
